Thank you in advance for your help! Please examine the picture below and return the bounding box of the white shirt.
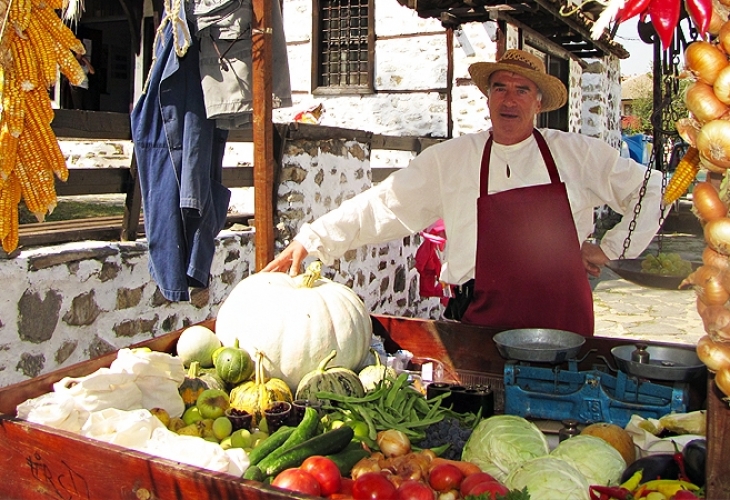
[295,128,663,285]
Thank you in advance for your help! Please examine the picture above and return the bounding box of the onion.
[376,429,411,458]
[715,64,730,105]
[697,335,730,372]
[704,217,730,255]
[697,120,730,169]
[720,20,730,53]
[685,82,730,123]
[683,265,730,305]
[693,181,728,221]
[700,152,729,173]
[715,367,730,398]
[676,117,702,147]
[685,41,729,85]
[700,304,730,341]
[704,246,730,271]
[711,2,730,37]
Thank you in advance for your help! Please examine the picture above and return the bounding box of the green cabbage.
[505,456,590,500]
[461,415,549,482]
[550,434,626,486]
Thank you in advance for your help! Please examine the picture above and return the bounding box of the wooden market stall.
[0,316,727,499]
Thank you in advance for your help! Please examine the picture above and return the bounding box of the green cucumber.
[242,465,264,481]
[255,407,320,472]
[325,446,370,476]
[259,425,355,478]
[247,425,295,466]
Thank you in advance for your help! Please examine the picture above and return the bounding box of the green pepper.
[648,0,681,49]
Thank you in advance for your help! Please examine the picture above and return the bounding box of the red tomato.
[338,477,355,495]
[395,480,435,500]
[427,463,464,493]
[301,455,343,496]
[272,468,322,497]
[459,472,499,497]
[465,481,509,499]
[352,472,397,500]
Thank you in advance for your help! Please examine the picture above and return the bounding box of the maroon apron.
[461,130,594,336]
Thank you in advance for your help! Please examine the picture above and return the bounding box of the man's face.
[487,70,542,144]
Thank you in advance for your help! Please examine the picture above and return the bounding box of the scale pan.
[611,344,706,381]
[493,328,586,363]
[605,259,700,290]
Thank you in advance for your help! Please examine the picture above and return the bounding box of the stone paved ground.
[592,230,707,346]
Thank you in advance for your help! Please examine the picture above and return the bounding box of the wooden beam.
[252,0,275,271]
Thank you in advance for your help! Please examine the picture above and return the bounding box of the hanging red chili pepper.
[616,0,652,23]
[648,0,681,49]
[685,0,713,36]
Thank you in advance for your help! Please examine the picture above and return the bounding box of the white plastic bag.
[625,413,705,458]
[15,391,89,432]
[80,408,167,449]
[141,427,250,476]
[53,367,143,413]
[110,348,186,417]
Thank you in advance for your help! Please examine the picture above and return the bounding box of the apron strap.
[480,129,560,196]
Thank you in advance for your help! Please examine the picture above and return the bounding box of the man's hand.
[581,240,609,278]
[262,241,309,276]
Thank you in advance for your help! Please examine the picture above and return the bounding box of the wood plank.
[252,0,275,271]
[51,110,132,140]
[705,373,730,500]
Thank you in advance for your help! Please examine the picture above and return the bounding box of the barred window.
[312,0,374,94]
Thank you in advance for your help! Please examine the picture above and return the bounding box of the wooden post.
[252,0,275,270]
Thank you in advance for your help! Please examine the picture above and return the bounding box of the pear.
[150,407,171,428]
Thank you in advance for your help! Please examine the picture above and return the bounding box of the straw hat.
[468,49,568,112]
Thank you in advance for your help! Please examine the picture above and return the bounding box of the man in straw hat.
[263,49,662,336]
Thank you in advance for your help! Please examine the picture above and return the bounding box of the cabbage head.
[461,415,549,482]
[550,434,626,486]
[505,456,590,500]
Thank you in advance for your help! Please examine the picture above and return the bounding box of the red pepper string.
[589,485,633,500]
[647,0,681,49]
[685,0,713,36]
[672,439,691,482]
[616,0,652,23]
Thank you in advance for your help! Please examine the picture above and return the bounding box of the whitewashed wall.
[0,134,442,389]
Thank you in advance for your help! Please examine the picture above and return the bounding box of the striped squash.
[295,350,366,403]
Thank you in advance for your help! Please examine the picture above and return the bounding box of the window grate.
[318,0,370,87]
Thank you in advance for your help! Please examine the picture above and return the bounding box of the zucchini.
[326,446,370,476]
[242,465,264,481]
[259,425,355,478]
[255,407,320,472]
[247,425,295,466]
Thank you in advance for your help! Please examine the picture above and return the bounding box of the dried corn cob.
[9,33,39,91]
[25,15,57,88]
[25,90,67,181]
[0,171,20,252]
[8,0,31,33]
[16,141,57,221]
[52,37,86,86]
[0,122,19,181]
[33,5,85,55]
[663,146,701,205]
[2,72,27,137]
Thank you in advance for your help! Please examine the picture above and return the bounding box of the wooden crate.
[0,316,727,499]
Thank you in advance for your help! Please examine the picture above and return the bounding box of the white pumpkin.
[215,262,372,391]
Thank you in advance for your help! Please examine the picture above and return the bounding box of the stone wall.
[0,134,442,389]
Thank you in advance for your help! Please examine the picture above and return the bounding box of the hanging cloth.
[461,130,594,336]
[131,5,231,301]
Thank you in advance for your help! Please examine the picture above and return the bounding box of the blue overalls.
[131,8,231,301]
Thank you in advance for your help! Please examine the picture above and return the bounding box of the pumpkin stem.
[369,347,382,368]
[255,350,266,384]
[188,360,201,377]
[296,261,322,288]
[317,350,338,372]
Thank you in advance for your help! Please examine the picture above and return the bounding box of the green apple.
[196,389,230,420]
[182,406,203,425]
[219,436,233,449]
[257,417,269,434]
[168,417,186,432]
[177,423,202,437]
[230,428,253,449]
[212,416,233,441]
